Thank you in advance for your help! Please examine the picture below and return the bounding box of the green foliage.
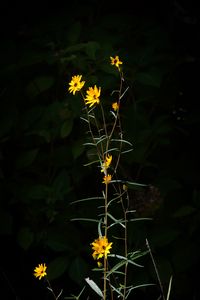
[17,227,34,250]
[48,255,70,280]
[69,257,88,285]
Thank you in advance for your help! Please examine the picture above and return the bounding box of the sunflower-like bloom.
[110,55,123,69]
[33,263,47,280]
[84,85,101,107]
[112,102,120,111]
[91,236,113,260]
[102,174,112,184]
[68,75,85,95]
[101,154,112,173]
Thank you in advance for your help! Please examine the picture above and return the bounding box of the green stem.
[46,278,58,300]
[103,180,109,300]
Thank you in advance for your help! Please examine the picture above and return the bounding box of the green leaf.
[85,42,100,60]
[52,169,71,199]
[28,184,50,200]
[69,257,88,284]
[125,180,147,189]
[15,148,39,169]
[172,205,196,218]
[136,68,162,87]
[48,256,69,280]
[99,63,118,76]
[60,119,73,138]
[85,277,104,298]
[50,145,74,167]
[70,218,99,223]
[26,76,54,97]
[106,259,127,277]
[46,232,72,252]
[71,139,85,159]
[36,129,51,142]
[63,43,86,53]
[70,196,104,205]
[17,227,33,250]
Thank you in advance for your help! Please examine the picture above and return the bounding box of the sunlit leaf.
[85,277,104,298]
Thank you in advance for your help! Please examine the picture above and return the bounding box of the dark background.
[0,0,200,299]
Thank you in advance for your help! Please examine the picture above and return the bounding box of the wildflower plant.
[33,263,63,299]
[67,55,154,299]
[33,55,172,300]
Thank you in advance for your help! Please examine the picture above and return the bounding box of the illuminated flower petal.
[110,55,123,69]
[85,85,101,107]
[91,236,113,261]
[68,75,85,95]
[102,174,112,184]
[101,154,112,173]
[33,263,47,280]
[112,102,120,111]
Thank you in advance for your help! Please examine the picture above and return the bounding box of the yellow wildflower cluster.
[68,55,122,110]
[67,57,123,265]
[101,154,112,184]
[68,76,101,108]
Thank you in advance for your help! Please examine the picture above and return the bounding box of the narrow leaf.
[70,196,104,205]
[111,139,133,146]
[85,277,103,298]
[166,276,173,300]
[70,218,99,223]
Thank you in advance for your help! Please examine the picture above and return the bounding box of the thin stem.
[103,180,109,300]
[146,239,166,300]
[108,71,124,143]
[80,91,103,161]
[103,257,107,300]
[100,102,108,139]
[46,278,58,300]
[119,187,128,300]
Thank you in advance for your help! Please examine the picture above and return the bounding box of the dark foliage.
[0,1,200,299]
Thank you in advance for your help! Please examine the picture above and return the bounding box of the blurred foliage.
[0,1,200,299]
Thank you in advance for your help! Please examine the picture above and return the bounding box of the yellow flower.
[84,85,101,107]
[68,75,85,95]
[33,263,47,280]
[112,102,120,111]
[91,236,113,260]
[102,174,112,184]
[101,154,112,173]
[110,55,123,69]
